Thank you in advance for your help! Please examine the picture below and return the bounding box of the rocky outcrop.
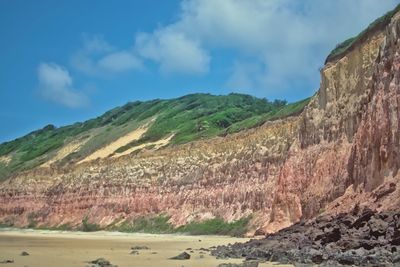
[0,9,400,235]
[211,208,400,266]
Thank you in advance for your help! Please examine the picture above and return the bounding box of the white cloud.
[135,30,209,74]
[65,1,398,96]
[98,51,143,73]
[38,63,88,108]
[81,34,114,53]
[132,0,398,96]
[72,34,142,76]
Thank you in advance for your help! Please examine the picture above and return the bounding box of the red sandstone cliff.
[1,10,400,235]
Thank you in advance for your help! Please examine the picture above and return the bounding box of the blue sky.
[0,0,399,143]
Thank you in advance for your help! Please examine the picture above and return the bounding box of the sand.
[0,229,292,267]
[79,126,148,164]
[113,134,174,158]
[0,155,11,165]
[41,140,85,167]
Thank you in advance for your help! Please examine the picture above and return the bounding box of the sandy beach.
[0,229,292,267]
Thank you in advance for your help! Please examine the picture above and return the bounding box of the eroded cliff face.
[0,118,298,231]
[1,11,400,234]
[266,12,400,233]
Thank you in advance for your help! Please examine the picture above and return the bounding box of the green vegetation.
[0,93,310,180]
[0,223,10,228]
[175,217,251,237]
[37,223,72,231]
[114,214,251,237]
[1,213,251,236]
[112,94,309,152]
[327,4,400,62]
[116,214,174,234]
[81,217,101,232]
[227,97,310,133]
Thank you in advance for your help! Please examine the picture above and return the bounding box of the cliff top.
[326,4,400,64]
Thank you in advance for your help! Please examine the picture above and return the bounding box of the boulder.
[131,245,150,250]
[369,217,388,237]
[86,258,117,267]
[169,252,191,260]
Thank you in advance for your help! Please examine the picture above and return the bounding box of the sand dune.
[41,140,86,167]
[0,156,11,165]
[113,134,174,158]
[79,126,148,164]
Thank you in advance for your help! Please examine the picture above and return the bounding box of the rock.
[310,253,323,264]
[130,250,139,255]
[392,237,400,245]
[352,209,375,229]
[369,217,388,237]
[254,228,266,236]
[87,258,117,267]
[169,252,191,260]
[0,259,14,264]
[131,245,150,250]
[337,255,355,265]
[212,209,400,266]
[217,262,258,267]
[316,227,341,244]
[242,262,259,267]
[393,252,400,263]
[21,251,29,256]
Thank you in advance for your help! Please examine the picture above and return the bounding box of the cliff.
[1,6,400,235]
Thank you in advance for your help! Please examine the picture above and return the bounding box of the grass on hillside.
[327,4,400,62]
[0,93,310,180]
[112,94,309,153]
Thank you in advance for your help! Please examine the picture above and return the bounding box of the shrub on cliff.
[175,217,252,237]
[81,217,100,232]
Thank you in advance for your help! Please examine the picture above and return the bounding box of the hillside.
[0,93,309,180]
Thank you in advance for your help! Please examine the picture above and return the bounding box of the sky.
[0,0,399,143]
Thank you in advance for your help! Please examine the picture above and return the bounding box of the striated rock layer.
[1,11,400,234]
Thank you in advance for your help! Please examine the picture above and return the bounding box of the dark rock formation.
[212,208,400,266]
[86,258,117,267]
[218,262,259,267]
[130,245,149,250]
[169,252,191,260]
